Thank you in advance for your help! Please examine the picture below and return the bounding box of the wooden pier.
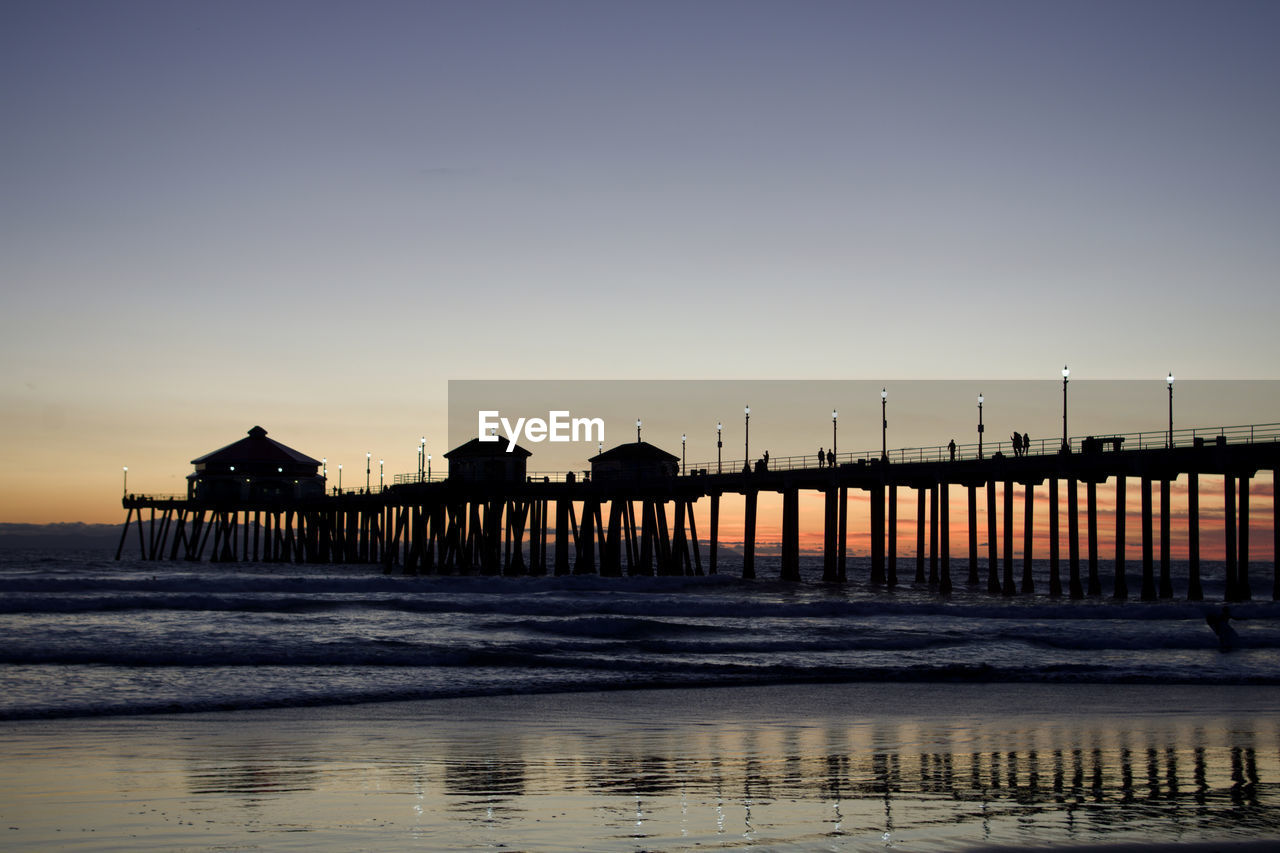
[119,431,1280,601]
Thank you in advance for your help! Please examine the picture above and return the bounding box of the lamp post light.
[832,409,838,464]
[881,388,887,461]
[1061,365,1070,452]
[744,405,750,470]
[636,418,642,443]
[1167,372,1175,448]
[681,434,687,476]
[977,394,985,460]
[122,466,128,497]
[717,421,723,474]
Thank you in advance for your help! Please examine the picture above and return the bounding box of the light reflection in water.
[10,686,1277,851]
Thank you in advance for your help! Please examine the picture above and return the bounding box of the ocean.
[4,550,1280,850]
[2,550,1276,720]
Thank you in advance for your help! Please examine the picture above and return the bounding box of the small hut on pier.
[187,426,325,501]
[444,437,532,484]
[589,442,679,484]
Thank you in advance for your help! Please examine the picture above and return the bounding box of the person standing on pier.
[1023,432,1031,455]
[818,448,825,468]
[1012,432,1022,457]
[948,439,956,461]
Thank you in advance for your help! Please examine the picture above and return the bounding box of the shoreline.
[4,682,1278,851]
[7,671,1280,723]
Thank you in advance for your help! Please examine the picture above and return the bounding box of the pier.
[119,423,1280,601]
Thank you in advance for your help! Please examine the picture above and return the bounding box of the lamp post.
[977,394,984,460]
[681,433,686,476]
[1167,372,1175,448]
[122,466,128,497]
[636,418,642,443]
[379,458,384,490]
[744,405,750,470]
[1061,365,1070,452]
[338,464,343,492]
[427,454,431,480]
[881,388,887,461]
[832,409,838,464]
[420,437,426,482]
[717,421,722,474]
[366,452,371,492]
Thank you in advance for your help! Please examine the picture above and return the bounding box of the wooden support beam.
[839,486,849,583]
[555,498,571,576]
[671,498,689,576]
[967,485,979,585]
[709,494,720,576]
[939,481,951,596]
[115,507,134,560]
[1114,476,1128,601]
[1239,474,1252,600]
[1087,480,1100,596]
[916,487,926,585]
[1049,478,1061,597]
[1022,482,1034,594]
[653,501,673,574]
[822,487,838,582]
[687,499,702,576]
[623,500,639,575]
[870,483,885,584]
[639,500,655,576]
[986,480,999,594]
[1002,481,1015,596]
[1159,479,1172,599]
[1225,474,1238,600]
[886,484,897,587]
[602,499,623,577]
[169,509,189,561]
[742,491,757,580]
[574,497,596,575]
[781,487,800,582]
[929,484,939,586]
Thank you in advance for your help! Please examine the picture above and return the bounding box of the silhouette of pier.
[119,423,1279,601]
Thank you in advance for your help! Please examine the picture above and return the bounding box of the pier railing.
[374,422,1280,485]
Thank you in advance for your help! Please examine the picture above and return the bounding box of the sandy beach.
[3,682,1279,851]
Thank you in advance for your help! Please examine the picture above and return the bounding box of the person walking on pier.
[1023,432,1031,455]
[818,448,826,468]
[1012,431,1022,457]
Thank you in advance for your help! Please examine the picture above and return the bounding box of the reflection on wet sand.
[176,706,1279,848]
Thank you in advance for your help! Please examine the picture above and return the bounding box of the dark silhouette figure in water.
[1012,432,1022,457]
[1206,605,1240,651]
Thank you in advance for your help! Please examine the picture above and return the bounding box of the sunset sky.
[3,0,1279,525]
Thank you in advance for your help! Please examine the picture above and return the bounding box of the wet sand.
[3,682,1279,851]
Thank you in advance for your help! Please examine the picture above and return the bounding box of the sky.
[3,0,1279,524]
